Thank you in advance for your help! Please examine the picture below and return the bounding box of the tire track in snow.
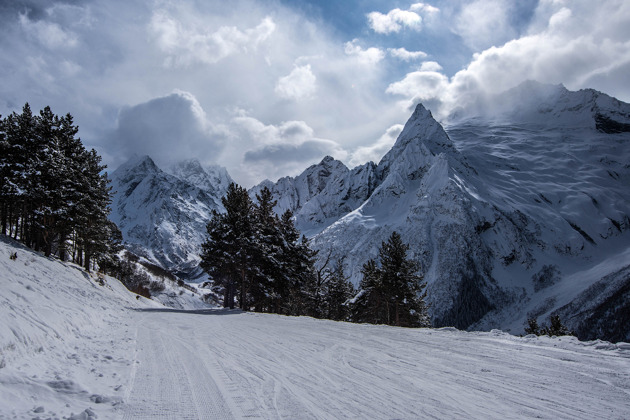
[120,320,233,419]
[119,309,630,419]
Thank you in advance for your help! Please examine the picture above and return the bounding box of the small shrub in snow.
[524,315,574,337]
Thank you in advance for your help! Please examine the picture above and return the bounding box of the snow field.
[124,310,630,419]
[2,236,630,419]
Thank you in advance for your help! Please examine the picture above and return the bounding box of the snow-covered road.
[1,238,628,419]
[121,308,630,419]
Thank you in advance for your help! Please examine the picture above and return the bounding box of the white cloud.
[387,0,630,118]
[349,124,404,167]
[344,39,385,66]
[275,64,317,100]
[107,91,224,168]
[232,116,348,183]
[419,61,443,72]
[386,67,450,113]
[389,48,428,61]
[454,0,517,51]
[367,8,422,34]
[410,3,440,14]
[5,0,627,190]
[149,10,276,67]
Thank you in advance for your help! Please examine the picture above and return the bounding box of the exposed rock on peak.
[169,158,233,198]
[250,156,378,235]
[110,156,228,279]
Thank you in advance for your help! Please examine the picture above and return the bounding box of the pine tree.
[200,209,237,308]
[275,209,318,316]
[285,233,317,316]
[201,183,256,310]
[251,187,284,312]
[525,315,573,337]
[351,232,430,327]
[325,259,354,321]
[351,259,385,324]
[201,185,319,315]
[524,318,540,335]
[1,104,119,272]
[541,315,573,337]
[74,149,113,271]
[379,232,430,327]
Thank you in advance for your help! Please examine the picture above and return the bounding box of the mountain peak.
[168,159,233,196]
[409,103,434,122]
[378,102,455,173]
[320,155,336,164]
[172,158,204,173]
[114,154,160,177]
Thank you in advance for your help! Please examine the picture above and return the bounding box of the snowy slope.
[449,80,630,131]
[2,236,630,419]
[445,102,630,337]
[309,83,630,336]
[0,236,157,419]
[109,155,232,279]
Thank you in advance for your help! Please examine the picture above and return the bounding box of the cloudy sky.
[1,0,629,186]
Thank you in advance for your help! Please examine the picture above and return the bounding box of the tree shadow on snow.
[132,307,243,316]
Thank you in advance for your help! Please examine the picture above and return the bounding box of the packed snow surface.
[2,237,630,419]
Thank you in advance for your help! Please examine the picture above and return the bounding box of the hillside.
[2,236,630,419]
[0,236,156,419]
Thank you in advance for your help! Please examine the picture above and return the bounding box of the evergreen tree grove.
[0,104,119,271]
[200,185,318,314]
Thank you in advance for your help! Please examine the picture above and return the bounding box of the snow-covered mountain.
[109,155,232,279]
[256,81,630,338]
[108,81,630,340]
[250,156,378,235]
[448,80,630,132]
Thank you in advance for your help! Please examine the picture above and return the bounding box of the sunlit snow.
[1,237,629,419]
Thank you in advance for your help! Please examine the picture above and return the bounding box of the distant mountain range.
[109,81,630,341]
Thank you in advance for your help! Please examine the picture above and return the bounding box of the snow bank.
[0,236,155,419]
